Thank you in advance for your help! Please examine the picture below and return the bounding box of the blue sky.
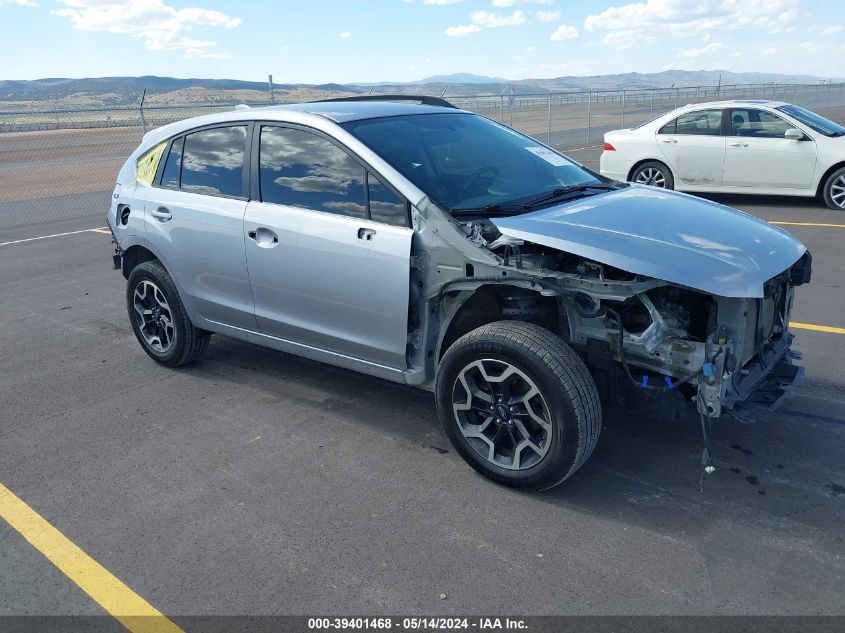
[1,0,842,82]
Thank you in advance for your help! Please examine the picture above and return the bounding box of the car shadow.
[186,335,845,543]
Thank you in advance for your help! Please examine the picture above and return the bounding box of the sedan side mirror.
[785,128,804,141]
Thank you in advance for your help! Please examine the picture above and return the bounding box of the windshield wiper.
[450,203,527,217]
[520,182,616,209]
[450,182,616,217]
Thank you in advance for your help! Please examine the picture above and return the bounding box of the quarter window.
[259,126,367,219]
[659,110,723,136]
[730,109,793,138]
[180,126,247,197]
[367,173,408,226]
[160,137,183,188]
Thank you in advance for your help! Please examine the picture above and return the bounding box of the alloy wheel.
[452,359,553,471]
[133,280,175,353]
[831,175,845,209]
[635,167,666,188]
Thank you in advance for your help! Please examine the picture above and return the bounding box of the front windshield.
[342,113,602,213]
[777,104,845,137]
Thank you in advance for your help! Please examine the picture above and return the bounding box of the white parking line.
[0,227,108,247]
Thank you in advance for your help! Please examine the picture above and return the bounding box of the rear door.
[723,107,817,190]
[243,124,413,369]
[144,124,258,331]
[656,109,726,187]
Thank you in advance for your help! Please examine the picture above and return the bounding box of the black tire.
[126,260,209,367]
[435,321,601,490]
[631,160,674,190]
[822,166,845,210]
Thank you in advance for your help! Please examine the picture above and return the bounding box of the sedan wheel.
[631,161,674,190]
[635,167,666,187]
[828,174,845,210]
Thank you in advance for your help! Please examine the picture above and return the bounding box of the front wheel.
[631,161,674,190]
[435,321,601,490]
[822,167,845,210]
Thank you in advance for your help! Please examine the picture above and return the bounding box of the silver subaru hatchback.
[108,96,811,490]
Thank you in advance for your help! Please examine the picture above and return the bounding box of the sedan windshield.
[777,104,845,137]
[342,113,604,214]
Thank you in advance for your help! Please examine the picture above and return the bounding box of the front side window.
[342,113,600,214]
[660,110,723,136]
[259,126,367,219]
[730,109,792,138]
[180,126,247,197]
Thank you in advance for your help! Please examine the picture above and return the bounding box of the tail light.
[603,142,616,151]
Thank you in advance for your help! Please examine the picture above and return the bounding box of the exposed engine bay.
[433,216,811,423]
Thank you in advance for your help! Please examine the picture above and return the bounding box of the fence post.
[650,88,655,116]
[268,74,275,105]
[139,89,147,136]
[586,89,592,144]
[621,89,626,128]
[547,90,552,144]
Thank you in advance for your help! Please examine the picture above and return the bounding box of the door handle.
[730,142,749,148]
[248,227,278,247]
[660,139,678,144]
[358,228,376,241]
[150,206,172,221]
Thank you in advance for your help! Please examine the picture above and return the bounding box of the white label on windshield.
[525,146,568,166]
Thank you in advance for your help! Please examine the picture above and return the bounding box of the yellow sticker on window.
[135,142,167,186]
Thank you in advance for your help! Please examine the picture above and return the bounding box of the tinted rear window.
[180,126,247,197]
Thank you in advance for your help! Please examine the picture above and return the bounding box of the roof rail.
[314,94,458,109]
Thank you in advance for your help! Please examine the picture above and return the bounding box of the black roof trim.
[315,94,457,109]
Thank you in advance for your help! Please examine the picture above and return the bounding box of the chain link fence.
[2,82,844,231]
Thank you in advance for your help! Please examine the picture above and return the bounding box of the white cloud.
[584,0,801,50]
[340,31,351,38]
[422,0,467,4]
[445,23,482,36]
[550,24,578,41]
[492,0,551,7]
[470,10,526,28]
[809,24,843,36]
[535,10,560,23]
[445,9,526,36]
[676,41,722,59]
[0,0,38,6]
[51,0,240,59]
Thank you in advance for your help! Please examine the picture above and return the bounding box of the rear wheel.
[822,167,845,210]
[126,260,209,367]
[631,161,674,190]
[435,321,601,490]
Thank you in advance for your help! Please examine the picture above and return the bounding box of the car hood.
[491,185,806,298]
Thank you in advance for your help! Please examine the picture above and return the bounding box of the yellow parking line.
[0,227,108,247]
[0,482,183,633]
[771,221,845,228]
[790,321,845,335]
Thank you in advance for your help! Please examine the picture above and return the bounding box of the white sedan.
[599,100,845,210]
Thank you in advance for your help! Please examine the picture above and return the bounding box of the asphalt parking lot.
[2,147,845,626]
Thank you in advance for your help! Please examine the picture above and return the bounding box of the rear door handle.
[150,206,172,221]
[730,142,749,148]
[660,139,678,144]
[358,228,376,241]
[248,227,279,247]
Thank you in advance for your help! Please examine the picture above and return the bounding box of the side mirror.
[785,128,804,141]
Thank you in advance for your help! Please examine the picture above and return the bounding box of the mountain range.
[0,70,839,109]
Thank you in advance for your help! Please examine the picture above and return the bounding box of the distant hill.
[0,69,839,109]
[414,73,509,84]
